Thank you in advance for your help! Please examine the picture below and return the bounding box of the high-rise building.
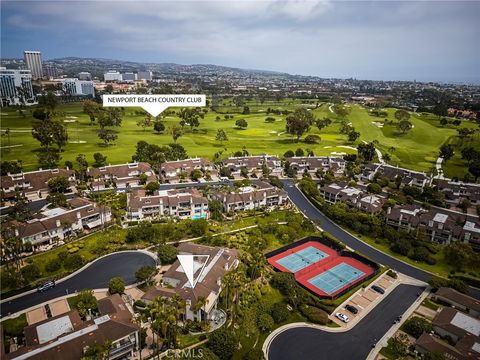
[78,72,92,80]
[137,71,152,81]
[23,50,43,79]
[104,70,122,82]
[0,67,36,106]
[122,72,137,82]
[43,64,58,79]
[62,78,95,97]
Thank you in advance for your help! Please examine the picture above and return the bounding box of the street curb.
[0,249,157,304]
[0,282,142,321]
[291,183,446,279]
[366,286,431,360]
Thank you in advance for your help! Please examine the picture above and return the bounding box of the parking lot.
[330,272,397,327]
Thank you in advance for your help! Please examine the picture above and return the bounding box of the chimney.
[217,277,221,286]
[77,211,81,219]
[56,219,61,228]
[224,262,229,270]
[15,229,19,237]
[387,207,391,215]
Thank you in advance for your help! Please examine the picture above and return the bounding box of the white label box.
[102,94,206,117]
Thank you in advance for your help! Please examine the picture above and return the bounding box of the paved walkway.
[435,157,446,179]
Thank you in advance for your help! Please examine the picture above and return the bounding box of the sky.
[1,0,479,83]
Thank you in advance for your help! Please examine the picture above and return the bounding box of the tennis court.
[307,262,365,295]
[276,246,329,273]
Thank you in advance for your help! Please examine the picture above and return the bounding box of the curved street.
[0,251,156,316]
[281,179,480,300]
[268,284,424,360]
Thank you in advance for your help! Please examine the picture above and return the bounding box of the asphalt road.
[0,251,156,316]
[281,179,480,300]
[268,284,425,360]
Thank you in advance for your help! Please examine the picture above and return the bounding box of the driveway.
[268,284,425,360]
[1,251,156,316]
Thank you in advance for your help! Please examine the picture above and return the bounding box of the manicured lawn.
[421,298,440,311]
[0,210,293,297]
[1,313,27,337]
[340,226,454,278]
[2,101,475,178]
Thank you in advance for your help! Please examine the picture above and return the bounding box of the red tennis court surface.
[268,241,375,299]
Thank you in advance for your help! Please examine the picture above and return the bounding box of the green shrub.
[387,269,398,279]
[68,247,79,253]
[63,254,84,270]
[45,258,62,272]
[299,304,329,324]
[401,316,433,338]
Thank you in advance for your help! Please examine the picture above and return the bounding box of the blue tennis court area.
[307,262,365,295]
[276,246,329,273]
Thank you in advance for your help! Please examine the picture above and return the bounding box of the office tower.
[0,67,36,106]
[24,50,43,79]
[43,64,59,79]
[62,78,95,97]
[104,70,122,82]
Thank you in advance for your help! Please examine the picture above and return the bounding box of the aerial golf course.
[1,98,478,178]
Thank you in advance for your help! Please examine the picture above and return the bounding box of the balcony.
[109,339,135,359]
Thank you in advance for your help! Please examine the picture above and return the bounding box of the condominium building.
[23,50,43,79]
[122,72,137,82]
[104,70,122,82]
[78,71,92,80]
[43,64,58,79]
[127,188,209,220]
[62,78,95,97]
[0,67,36,106]
[137,71,152,81]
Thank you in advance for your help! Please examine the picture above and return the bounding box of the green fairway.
[0,100,477,177]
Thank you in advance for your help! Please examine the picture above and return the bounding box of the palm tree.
[191,296,207,321]
[132,313,145,360]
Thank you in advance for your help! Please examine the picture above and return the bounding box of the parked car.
[335,312,349,323]
[345,304,358,314]
[37,280,55,292]
[371,285,385,294]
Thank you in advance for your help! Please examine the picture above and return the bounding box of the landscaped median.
[297,178,477,281]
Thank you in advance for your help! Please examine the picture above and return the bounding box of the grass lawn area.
[0,210,293,297]
[421,298,440,311]
[177,333,202,349]
[342,226,454,278]
[2,100,475,179]
[1,313,27,337]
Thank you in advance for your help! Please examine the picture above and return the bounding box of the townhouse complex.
[142,242,239,322]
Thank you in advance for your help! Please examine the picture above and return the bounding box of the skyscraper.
[23,50,43,80]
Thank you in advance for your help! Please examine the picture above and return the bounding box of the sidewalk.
[366,285,431,360]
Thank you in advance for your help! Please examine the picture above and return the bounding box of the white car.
[335,312,349,323]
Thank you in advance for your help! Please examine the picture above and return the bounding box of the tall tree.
[179,107,204,131]
[397,120,413,134]
[216,129,228,144]
[286,108,315,142]
[439,144,454,161]
[171,125,183,143]
[357,142,376,162]
[394,109,410,122]
[82,100,101,124]
[332,104,350,120]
